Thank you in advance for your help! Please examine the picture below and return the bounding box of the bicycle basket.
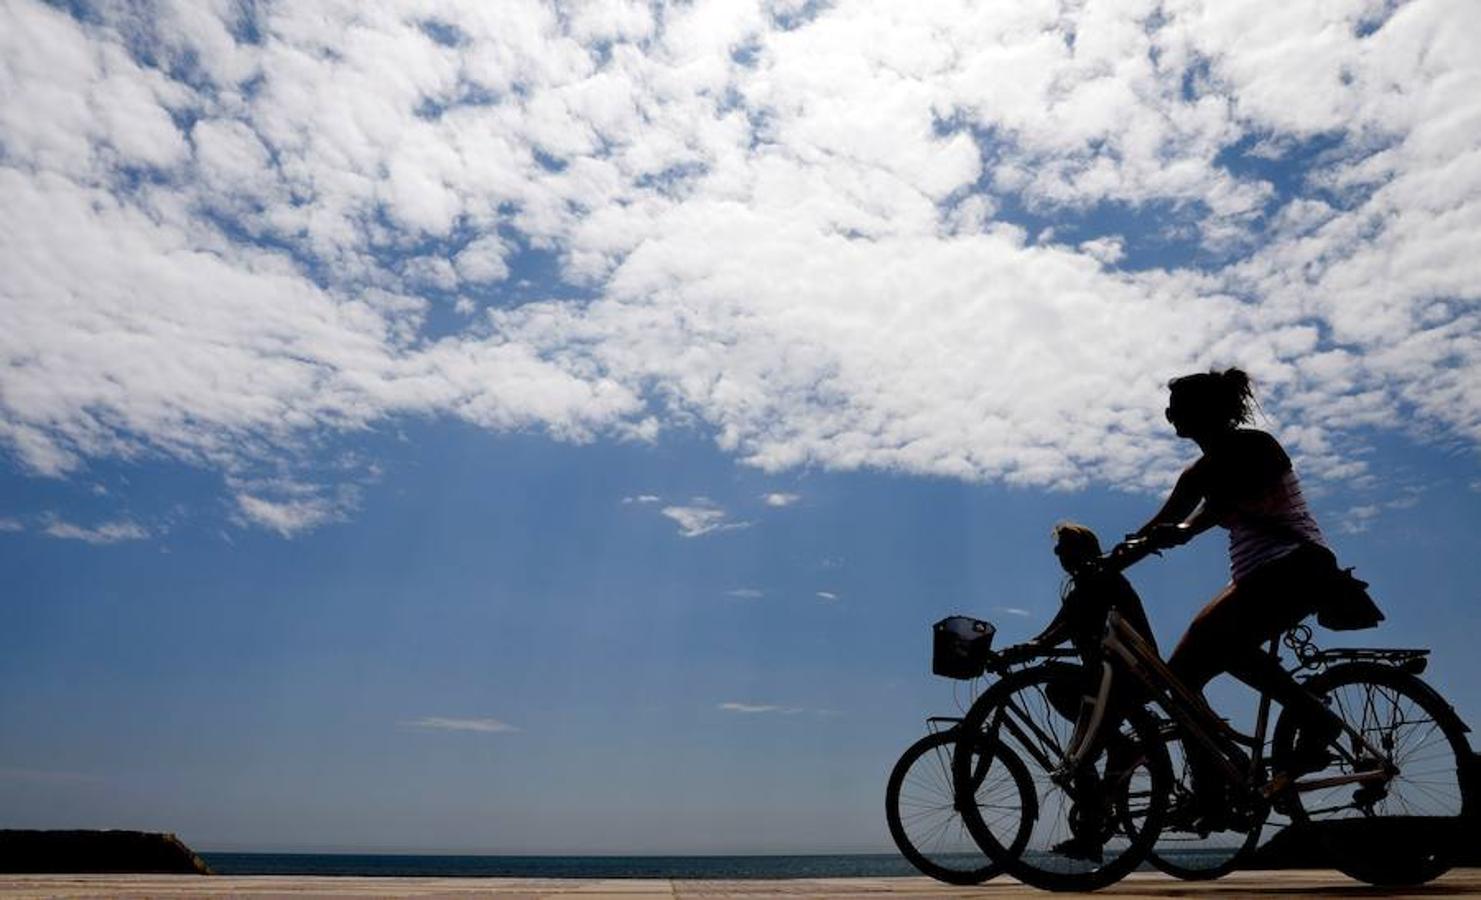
[932,615,995,679]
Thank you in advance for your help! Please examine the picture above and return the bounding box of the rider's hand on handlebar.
[1144,522,1192,550]
[997,642,1039,666]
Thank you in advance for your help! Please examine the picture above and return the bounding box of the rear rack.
[1305,647,1430,673]
[1283,624,1430,673]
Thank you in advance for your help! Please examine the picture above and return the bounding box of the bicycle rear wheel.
[953,663,1171,892]
[1271,662,1474,886]
[886,728,1033,884]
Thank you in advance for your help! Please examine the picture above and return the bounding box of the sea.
[200,853,921,879]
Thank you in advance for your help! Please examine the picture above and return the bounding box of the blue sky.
[2,0,1479,854]
[3,423,1478,852]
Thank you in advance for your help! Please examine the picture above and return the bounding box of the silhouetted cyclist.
[1026,522,1159,861]
[1032,522,1158,662]
[1135,367,1377,832]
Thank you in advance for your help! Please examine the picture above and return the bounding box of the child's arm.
[1029,594,1075,648]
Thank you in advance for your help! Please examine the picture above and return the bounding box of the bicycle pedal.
[1227,802,1263,832]
[1260,772,1294,800]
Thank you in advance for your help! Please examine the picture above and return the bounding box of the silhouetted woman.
[1137,367,1358,830]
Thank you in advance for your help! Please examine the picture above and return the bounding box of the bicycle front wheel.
[1271,661,1475,886]
[886,728,1033,885]
[953,663,1172,892]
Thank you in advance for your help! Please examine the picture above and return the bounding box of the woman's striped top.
[1224,467,1328,582]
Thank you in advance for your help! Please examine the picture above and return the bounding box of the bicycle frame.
[970,653,1090,778]
[1076,613,1264,781]
[1067,610,1393,799]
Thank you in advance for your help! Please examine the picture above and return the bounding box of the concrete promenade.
[3,870,1481,898]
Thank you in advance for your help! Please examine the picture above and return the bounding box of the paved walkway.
[3,870,1481,898]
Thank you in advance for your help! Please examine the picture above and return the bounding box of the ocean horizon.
[201,850,1248,879]
[201,852,922,879]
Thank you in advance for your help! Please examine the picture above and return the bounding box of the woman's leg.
[1166,584,1249,816]
[1167,582,1242,695]
[1167,549,1340,814]
[1222,549,1344,773]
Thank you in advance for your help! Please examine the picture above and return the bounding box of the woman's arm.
[1135,461,1227,548]
[1135,462,1205,535]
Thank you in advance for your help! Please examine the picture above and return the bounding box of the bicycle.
[884,617,1056,884]
[952,536,1475,892]
[887,614,1259,883]
[885,716,1032,884]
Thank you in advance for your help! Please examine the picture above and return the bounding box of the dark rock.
[0,830,212,874]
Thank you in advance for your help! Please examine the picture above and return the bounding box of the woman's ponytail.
[1220,368,1254,425]
[1168,366,1256,429]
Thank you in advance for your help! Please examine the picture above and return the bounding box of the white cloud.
[231,479,358,538]
[1333,489,1427,534]
[659,500,750,538]
[726,588,764,598]
[42,518,149,544]
[1338,504,1382,535]
[995,607,1032,618]
[1,0,1477,513]
[718,702,804,715]
[761,492,800,507]
[453,235,511,286]
[400,716,520,734]
[0,517,22,533]
[815,591,838,601]
[235,494,341,538]
[622,494,661,504]
[1078,237,1125,266]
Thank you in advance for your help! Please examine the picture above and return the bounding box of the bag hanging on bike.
[932,615,995,679]
[1315,567,1385,631]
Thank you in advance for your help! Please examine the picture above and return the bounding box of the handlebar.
[989,641,1077,670]
[951,531,1169,678]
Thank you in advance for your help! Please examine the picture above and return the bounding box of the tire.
[1140,721,1265,880]
[1270,662,1474,886]
[953,663,1172,892]
[886,728,1034,885]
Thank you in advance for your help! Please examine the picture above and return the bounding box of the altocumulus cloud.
[659,500,750,538]
[42,518,150,545]
[229,478,360,538]
[400,717,520,734]
[718,702,804,715]
[718,701,837,717]
[2,0,1478,528]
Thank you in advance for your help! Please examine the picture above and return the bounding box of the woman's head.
[1165,367,1254,439]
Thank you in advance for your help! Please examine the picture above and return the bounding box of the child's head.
[1052,521,1101,572]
